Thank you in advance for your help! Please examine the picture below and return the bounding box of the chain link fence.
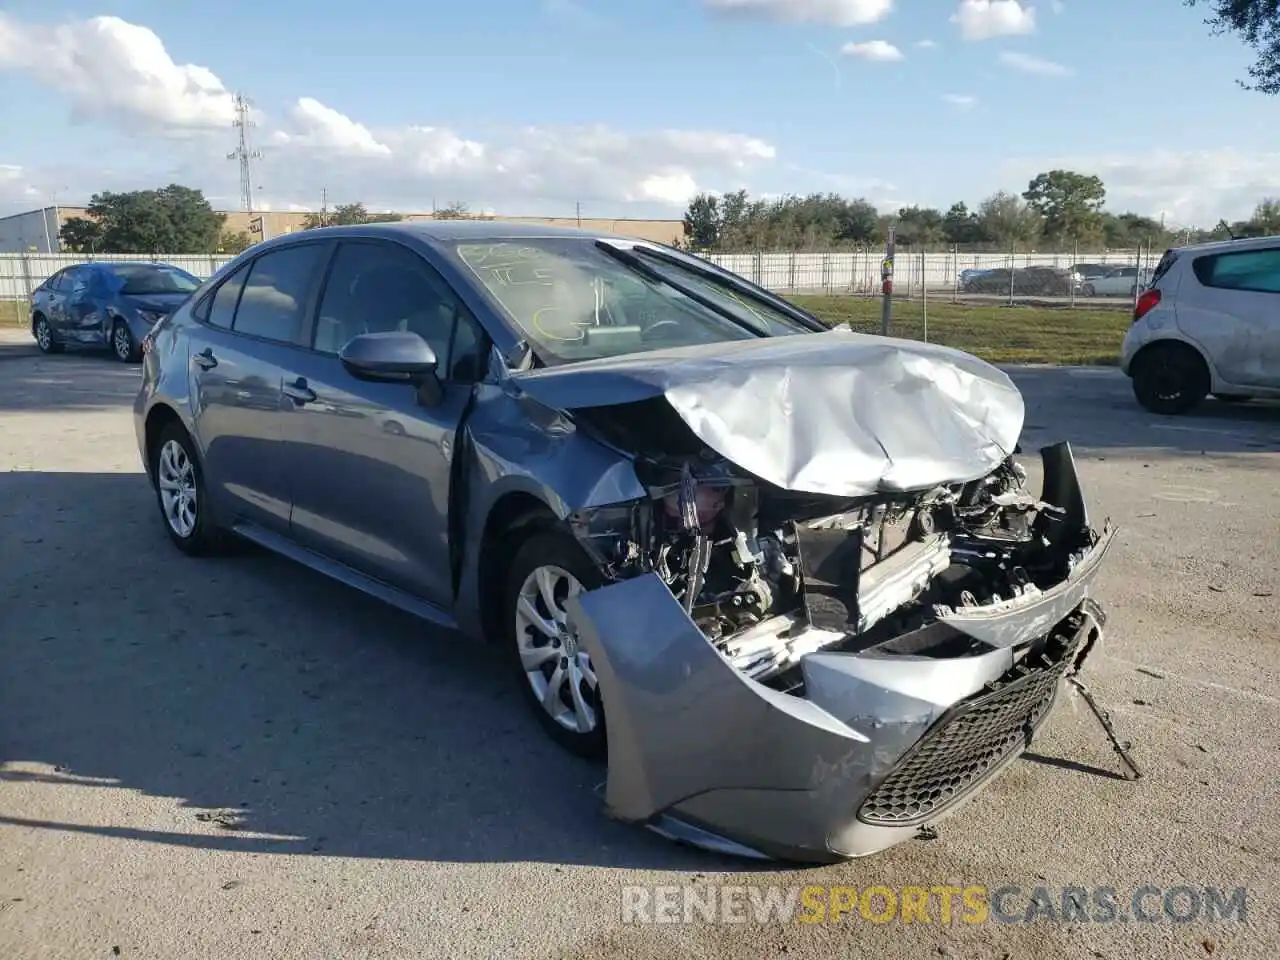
[695,244,1163,306]
[0,244,1163,309]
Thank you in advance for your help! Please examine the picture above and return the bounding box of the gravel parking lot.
[1,329,1277,960]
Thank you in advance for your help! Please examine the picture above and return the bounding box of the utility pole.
[576,201,582,227]
[321,187,328,227]
[227,93,262,215]
[880,224,896,336]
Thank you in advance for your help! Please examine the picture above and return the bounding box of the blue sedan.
[30,261,203,361]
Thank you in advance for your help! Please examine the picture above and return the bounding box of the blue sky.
[1,0,1277,226]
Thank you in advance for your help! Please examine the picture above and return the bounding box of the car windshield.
[109,264,202,296]
[450,238,812,365]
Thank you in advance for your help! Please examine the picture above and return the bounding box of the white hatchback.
[1119,234,1280,414]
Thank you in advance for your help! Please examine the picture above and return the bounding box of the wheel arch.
[476,491,562,643]
[1130,336,1215,388]
[143,403,191,480]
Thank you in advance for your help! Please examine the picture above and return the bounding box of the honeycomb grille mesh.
[856,635,1080,827]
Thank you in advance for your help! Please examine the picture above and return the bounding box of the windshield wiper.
[628,244,825,332]
[593,240,770,337]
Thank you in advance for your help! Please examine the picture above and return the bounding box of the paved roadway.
[1,330,1276,959]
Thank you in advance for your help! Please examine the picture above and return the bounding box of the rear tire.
[112,320,140,362]
[1132,342,1209,415]
[33,314,63,354]
[151,422,228,555]
[502,530,608,760]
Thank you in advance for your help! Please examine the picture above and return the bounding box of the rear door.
[63,266,108,345]
[47,267,86,335]
[187,240,332,532]
[281,237,490,605]
[1180,245,1280,388]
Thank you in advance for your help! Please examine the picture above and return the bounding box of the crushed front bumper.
[566,446,1117,864]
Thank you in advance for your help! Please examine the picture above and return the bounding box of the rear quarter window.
[1191,248,1280,294]
[1149,250,1178,287]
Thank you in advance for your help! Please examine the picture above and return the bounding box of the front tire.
[1082,283,1095,297]
[503,530,607,759]
[33,314,63,353]
[152,423,226,555]
[1132,343,1210,415]
[112,320,140,362]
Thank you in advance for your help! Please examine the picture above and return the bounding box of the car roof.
[263,218,637,248]
[1171,233,1280,255]
[86,261,178,271]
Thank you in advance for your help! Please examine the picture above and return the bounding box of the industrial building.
[0,204,686,253]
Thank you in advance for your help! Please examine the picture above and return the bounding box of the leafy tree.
[942,202,987,244]
[680,190,879,251]
[682,193,721,248]
[218,230,254,254]
[301,202,402,228]
[432,201,471,220]
[978,191,1042,248]
[82,185,225,254]
[58,216,104,253]
[1187,0,1280,94]
[892,205,946,246]
[1248,197,1280,233]
[1022,170,1106,243]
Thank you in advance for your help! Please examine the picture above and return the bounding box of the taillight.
[1133,288,1161,322]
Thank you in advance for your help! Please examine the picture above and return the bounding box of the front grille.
[856,620,1087,827]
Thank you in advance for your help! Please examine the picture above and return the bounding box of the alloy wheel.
[35,318,51,350]
[514,564,600,735]
[113,323,132,361]
[157,439,198,538]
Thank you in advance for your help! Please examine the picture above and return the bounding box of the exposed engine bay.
[567,398,1103,690]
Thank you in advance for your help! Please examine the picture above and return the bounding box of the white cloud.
[998,149,1280,225]
[705,0,893,27]
[273,98,392,157]
[943,93,977,108]
[916,39,939,48]
[841,40,904,62]
[951,0,1036,41]
[0,13,235,129]
[998,50,1071,76]
[0,13,779,215]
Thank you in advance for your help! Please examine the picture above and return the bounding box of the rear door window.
[230,245,326,344]
[204,262,250,329]
[1192,248,1280,294]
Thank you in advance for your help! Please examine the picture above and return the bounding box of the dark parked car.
[962,265,1077,296]
[134,221,1115,864]
[30,261,202,361]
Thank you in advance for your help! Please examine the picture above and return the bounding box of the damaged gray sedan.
[134,221,1117,864]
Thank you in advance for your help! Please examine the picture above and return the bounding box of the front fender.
[451,380,645,638]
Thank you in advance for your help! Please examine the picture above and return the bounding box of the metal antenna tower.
[227,93,262,213]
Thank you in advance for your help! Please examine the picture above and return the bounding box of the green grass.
[1,294,1131,366]
[792,295,1130,366]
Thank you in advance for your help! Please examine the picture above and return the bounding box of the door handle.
[194,348,218,370]
[283,377,317,405]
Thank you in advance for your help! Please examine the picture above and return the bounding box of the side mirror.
[340,331,438,382]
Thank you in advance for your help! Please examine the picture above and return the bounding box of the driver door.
[281,238,488,607]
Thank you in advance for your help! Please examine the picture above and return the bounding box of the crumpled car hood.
[509,327,1025,497]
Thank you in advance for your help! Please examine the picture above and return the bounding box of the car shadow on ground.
[0,351,140,412]
[0,470,788,872]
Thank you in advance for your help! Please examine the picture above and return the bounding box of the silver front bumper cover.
[568,524,1114,864]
